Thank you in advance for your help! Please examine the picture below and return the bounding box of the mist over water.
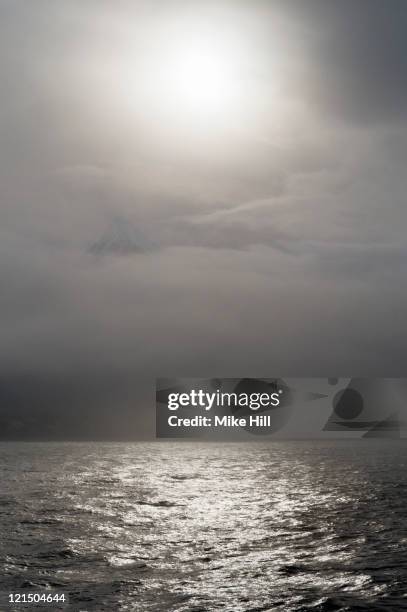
[0,441,406,611]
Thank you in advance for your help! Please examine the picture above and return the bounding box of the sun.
[114,20,261,135]
[164,43,236,117]
[137,28,245,125]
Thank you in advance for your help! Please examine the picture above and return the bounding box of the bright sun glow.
[165,44,237,116]
[134,28,248,126]
[114,21,275,136]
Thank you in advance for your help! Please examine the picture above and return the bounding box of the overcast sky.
[1,0,407,439]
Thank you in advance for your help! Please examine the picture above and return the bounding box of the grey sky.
[1,0,407,438]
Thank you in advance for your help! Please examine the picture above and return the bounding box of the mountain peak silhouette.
[89,216,154,256]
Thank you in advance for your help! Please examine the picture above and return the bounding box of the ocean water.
[0,441,406,612]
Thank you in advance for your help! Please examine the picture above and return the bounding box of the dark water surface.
[0,441,406,611]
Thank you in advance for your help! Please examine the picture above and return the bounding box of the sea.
[0,441,406,611]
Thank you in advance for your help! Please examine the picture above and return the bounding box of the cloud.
[1,1,407,438]
[284,0,407,124]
